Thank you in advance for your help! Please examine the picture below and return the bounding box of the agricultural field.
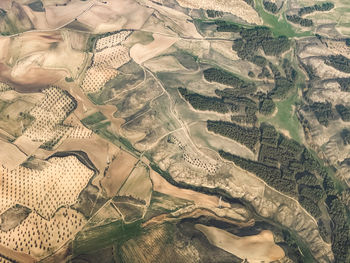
[1,0,350,262]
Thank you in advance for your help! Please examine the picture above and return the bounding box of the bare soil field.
[0,31,87,90]
[77,0,153,33]
[101,151,138,197]
[0,139,27,170]
[195,224,285,262]
[0,244,35,263]
[130,33,178,64]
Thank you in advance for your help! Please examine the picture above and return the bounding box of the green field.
[254,0,312,37]
[259,90,302,143]
[81,111,107,126]
[73,220,142,256]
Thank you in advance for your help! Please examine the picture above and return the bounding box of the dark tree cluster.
[340,129,350,145]
[263,1,278,14]
[215,20,240,32]
[231,26,290,58]
[335,104,350,121]
[309,101,334,126]
[325,55,350,73]
[218,122,350,257]
[219,150,297,196]
[326,196,350,263]
[206,10,224,18]
[282,59,298,82]
[203,68,255,91]
[260,123,279,147]
[178,87,237,113]
[335,78,350,91]
[286,15,314,27]
[299,195,322,217]
[298,2,334,16]
[258,67,272,79]
[266,62,295,99]
[207,120,260,151]
[249,55,267,67]
[259,97,275,115]
[243,0,254,7]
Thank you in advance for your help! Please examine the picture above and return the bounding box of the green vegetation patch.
[73,220,142,256]
[81,112,107,126]
[28,1,45,12]
[254,0,311,37]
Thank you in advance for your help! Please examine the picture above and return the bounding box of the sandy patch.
[176,0,262,25]
[196,225,285,263]
[130,33,178,64]
[0,244,35,263]
[143,55,187,72]
[14,135,42,156]
[0,37,10,62]
[45,0,95,29]
[77,0,153,33]
[101,151,138,197]
[0,0,12,10]
[0,140,27,170]
[138,0,202,38]
[150,169,230,208]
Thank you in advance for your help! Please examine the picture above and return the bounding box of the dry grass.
[101,151,138,197]
[196,224,285,263]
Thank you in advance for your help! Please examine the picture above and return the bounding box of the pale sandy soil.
[77,0,153,33]
[149,170,230,208]
[195,225,285,263]
[0,139,27,170]
[138,0,203,38]
[176,0,262,25]
[101,151,138,197]
[0,0,12,10]
[143,55,187,72]
[0,37,10,62]
[0,31,88,90]
[130,33,178,64]
[14,135,42,156]
[45,0,94,29]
